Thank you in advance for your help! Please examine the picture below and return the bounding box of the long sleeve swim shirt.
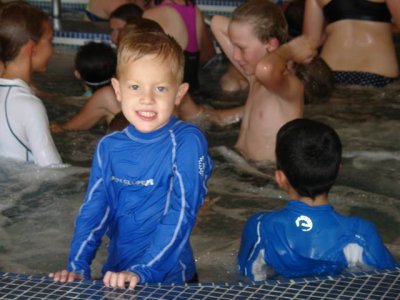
[67,117,213,283]
[0,78,62,167]
[238,201,397,281]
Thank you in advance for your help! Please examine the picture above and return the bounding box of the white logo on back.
[295,215,313,232]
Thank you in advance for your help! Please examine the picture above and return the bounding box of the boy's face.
[32,21,53,72]
[112,54,188,133]
[228,21,268,75]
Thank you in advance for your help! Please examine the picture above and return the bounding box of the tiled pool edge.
[27,0,244,47]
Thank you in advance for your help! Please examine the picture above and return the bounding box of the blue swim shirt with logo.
[67,116,213,283]
[238,200,397,280]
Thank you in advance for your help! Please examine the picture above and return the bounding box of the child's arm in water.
[50,86,119,133]
[255,35,316,101]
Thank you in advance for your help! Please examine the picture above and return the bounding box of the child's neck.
[297,195,329,206]
[287,189,329,206]
[2,60,33,85]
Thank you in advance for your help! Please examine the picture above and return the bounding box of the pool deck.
[0,268,399,299]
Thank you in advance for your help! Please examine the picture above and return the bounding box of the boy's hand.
[288,35,317,65]
[103,271,139,290]
[49,270,82,282]
[49,122,65,134]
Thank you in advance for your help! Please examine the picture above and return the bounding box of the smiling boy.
[50,31,213,289]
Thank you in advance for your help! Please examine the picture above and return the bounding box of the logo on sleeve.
[198,156,205,176]
[295,215,313,232]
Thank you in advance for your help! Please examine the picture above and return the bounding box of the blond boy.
[50,31,213,289]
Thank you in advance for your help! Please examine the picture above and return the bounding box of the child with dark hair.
[50,42,119,133]
[0,1,62,167]
[238,118,397,280]
[75,41,117,93]
[85,0,146,22]
[109,3,143,45]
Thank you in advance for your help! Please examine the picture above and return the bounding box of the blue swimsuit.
[67,117,213,283]
[238,201,397,280]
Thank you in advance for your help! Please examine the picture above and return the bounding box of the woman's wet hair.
[153,0,195,5]
[276,118,342,199]
[0,1,50,63]
[75,42,117,92]
[109,3,143,22]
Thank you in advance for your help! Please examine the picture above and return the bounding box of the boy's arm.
[210,15,247,79]
[238,213,269,281]
[387,0,400,29]
[66,142,111,279]
[127,130,213,284]
[52,87,117,132]
[354,219,398,269]
[302,0,326,47]
[255,35,316,100]
[196,8,216,64]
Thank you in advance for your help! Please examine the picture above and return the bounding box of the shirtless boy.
[211,0,317,161]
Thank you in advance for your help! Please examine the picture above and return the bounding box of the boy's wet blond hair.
[232,0,288,44]
[116,31,185,83]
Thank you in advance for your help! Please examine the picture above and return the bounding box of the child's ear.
[275,169,289,191]
[111,77,122,102]
[74,70,81,80]
[174,82,189,106]
[266,37,280,52]
[23,40,36,57]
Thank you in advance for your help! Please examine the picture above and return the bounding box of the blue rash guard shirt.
[67,117,213,283]
[238,201,397,281]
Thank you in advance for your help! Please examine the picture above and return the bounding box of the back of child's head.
[117,31,184,83]
[232,0,288,44]
[0,1,49,64]
[284,0,305,38]
[118,18,164,45]
[276,118,342,199]
[109,3,143,22]
[294,57,334,104]
[75,42,117,92]
[153,0,195,5]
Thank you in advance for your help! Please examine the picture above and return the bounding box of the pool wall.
[27,0,244,47]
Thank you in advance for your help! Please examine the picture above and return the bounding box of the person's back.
[211,1,330,161]
[238,118,397,280]
[0,2,62,167]
[303,0,399,87]
[50,42,119,133]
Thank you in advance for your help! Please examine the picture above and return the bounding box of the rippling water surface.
[0,47,399,282]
